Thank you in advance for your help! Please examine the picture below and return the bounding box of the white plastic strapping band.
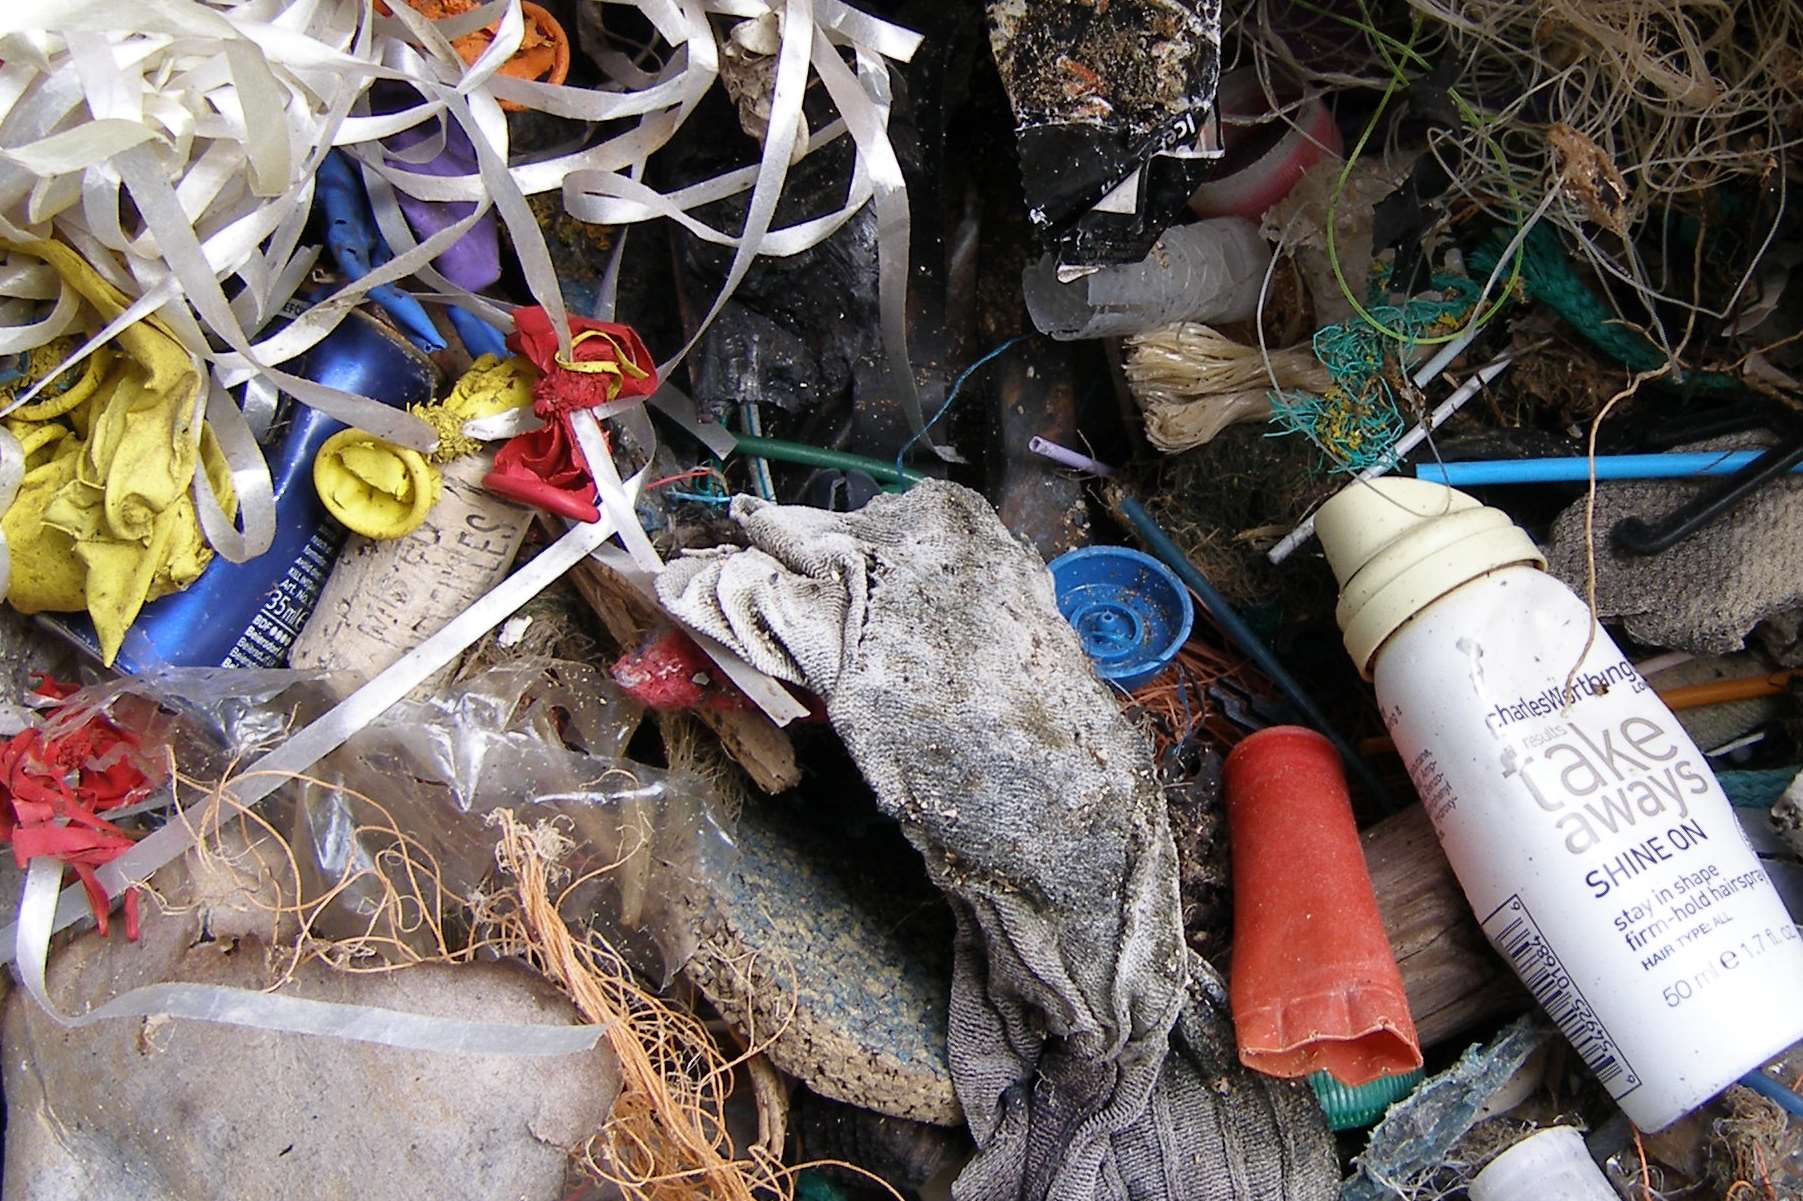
[0,0,938,568]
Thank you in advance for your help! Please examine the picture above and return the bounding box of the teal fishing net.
[1270,269,1481,472]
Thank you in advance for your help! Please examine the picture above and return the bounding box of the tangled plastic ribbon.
[0,0,935,575]
[486,306,657,521]
[0,677,153,939]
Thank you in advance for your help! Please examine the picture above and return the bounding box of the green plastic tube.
[728,434,928,487]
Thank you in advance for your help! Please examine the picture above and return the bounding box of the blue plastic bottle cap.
[1048,546,1195,690]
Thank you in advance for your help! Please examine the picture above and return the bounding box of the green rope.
[1468,225,1740,390]
[1716,766,1799,811]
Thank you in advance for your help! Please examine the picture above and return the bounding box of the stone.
[4,833,618,1201]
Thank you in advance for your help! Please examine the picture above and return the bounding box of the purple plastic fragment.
[385,121,502,291]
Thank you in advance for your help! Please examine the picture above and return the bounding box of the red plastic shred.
[612,627,749,711]
[485,307,659,521]
[0,678,152,939]
[611,627,827,721]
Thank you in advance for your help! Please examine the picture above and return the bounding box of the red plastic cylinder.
[1224,725,1423,1085]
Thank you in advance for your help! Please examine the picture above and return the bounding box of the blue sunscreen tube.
[45,309,437,672]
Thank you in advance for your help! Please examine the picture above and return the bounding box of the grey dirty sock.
[657,481,1335,1201]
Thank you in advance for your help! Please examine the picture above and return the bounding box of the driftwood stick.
[1364,804,1529,1047]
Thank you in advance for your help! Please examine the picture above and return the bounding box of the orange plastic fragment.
[1223,725,1423,1086]
[378,0,569,108]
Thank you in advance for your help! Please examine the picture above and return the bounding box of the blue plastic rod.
[1739,1068,1803,1118]
[1415,451,1783,486]
[1117,495,1400,811]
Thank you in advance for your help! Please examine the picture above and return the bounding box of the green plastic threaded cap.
[1309,1067,1425,1131]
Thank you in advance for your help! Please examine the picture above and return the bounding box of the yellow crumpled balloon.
[411,353,538,464]
[312,355,534,540]
[0,239,235,665]
[313,427,441,540]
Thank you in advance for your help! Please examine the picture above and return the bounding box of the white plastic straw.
[1267,352,1515,564]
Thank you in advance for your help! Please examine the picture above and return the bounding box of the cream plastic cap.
[1315,477,1545,678]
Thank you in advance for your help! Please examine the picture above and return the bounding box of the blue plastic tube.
[1739,1068,1803,1118]
[1415,451,1784,486]
[1117,495,1400,811]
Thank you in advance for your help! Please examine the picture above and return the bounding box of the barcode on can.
[1482,894,1642,1098]
[222,527,343,669]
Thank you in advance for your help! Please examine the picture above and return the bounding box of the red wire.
[647,467,717,490]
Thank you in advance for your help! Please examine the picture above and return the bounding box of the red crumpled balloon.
[485,307,658,521]
[611,626,828,721]
[0,678,154,939]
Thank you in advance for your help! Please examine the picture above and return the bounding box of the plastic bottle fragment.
[1224,725,1423,1085]
[1469,1127,1616,1201]
[1023,218,1272,340]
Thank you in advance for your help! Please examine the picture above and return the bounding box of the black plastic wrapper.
[987,0,1225,266]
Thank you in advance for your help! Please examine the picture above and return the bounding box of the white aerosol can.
[1315,478,1803,1131]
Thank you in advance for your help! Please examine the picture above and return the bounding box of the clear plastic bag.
[290,658,725,979]
[35,660,729,983]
